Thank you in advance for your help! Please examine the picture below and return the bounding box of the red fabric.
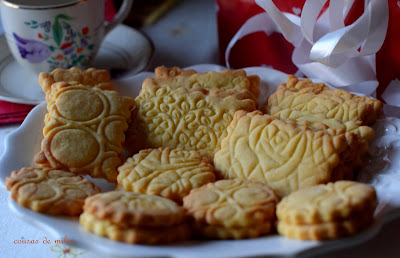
[0,101,34,124]
[217,0,399,100]
[375,0,400,99]
[216,0,306,74]
[344,0,400,99]
[105,0,117,21]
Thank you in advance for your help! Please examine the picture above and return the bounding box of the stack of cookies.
[183,179,280,239]
[4,66,383,244]
[214,75,383,198]
[276,181,377,240]
[80,191,190,244]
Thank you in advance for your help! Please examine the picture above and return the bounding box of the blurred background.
[114,0,219,69]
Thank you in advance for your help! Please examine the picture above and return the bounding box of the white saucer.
[0,24,154,105]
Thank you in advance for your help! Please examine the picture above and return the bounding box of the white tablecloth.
[0,0,399,257]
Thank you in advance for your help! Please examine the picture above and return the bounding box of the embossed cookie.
[39,67,115,100]
[276,181,377,240]
[80,191,190,244]
[150,66,260,103]
[214,110,360,197]
[125,84,256,159]
[80,212,190,244]
[264,75,381,146]
[117,147,215,203]
[35,82,135,182]
[6,167,101,216]
[82,191,185,227]
[183,179,280,239]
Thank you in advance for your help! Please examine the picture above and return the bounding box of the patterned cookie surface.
[268,75,383,125]
[276,181,377,240]
[35,82,135,182]
[6,167,101,216]
[265,75,382,126]
[39,67,114,97]
[214,110,355,197]
[183,179,279,228]
[277,181,377,225]
[83,191,185,227]
[147,66,260,103]
[125,84,256,159]
[79,212,190,245]
[117,147,215,203]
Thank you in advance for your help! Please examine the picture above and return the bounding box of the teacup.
[0,0,133,75]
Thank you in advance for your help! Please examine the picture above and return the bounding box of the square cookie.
[125,84,256,160]
[144,66,260,104]
[35,82,135,182]
[263,75,382,148]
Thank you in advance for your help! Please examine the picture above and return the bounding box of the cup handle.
[104,0,134,35]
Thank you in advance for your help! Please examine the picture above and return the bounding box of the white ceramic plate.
[0,24,154,105]
[1,64,400,258]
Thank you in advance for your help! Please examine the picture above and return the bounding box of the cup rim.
[0,0,88,10]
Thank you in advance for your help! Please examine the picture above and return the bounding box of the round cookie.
[83,191,185,227]
[183,179,280,239]
[276,181,377,240]
[5,167,101,216]
[80,212,190,245]
[117,147,216,203]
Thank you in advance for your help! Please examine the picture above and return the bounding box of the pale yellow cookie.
[192,221,272,240]
[148,66,260,103]
[277,181,377,224]
[39,67,114,100]
[264,75,381,149]
[79,212,190,245]
[83,191,185,227]
[277,214,374,241]
[214,110,360,197]
[125,84,256,159]
[183,179,279,239]
[35,82,135,182]
[6,167,101,216]
[117,147,215,203]
[276,181,377,240]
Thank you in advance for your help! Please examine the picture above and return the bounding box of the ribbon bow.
[226,0,389,96]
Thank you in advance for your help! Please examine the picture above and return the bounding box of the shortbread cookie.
[193,222,272,240]
[6,167,101,216]
[125,84,256,159]
[117,147,215,203]
[276,181,377,240]
[80,212,190,245]
[147,66,261,103]
[183,179,279,239]
[83,191,185,227]
[35,82,135,182]
[80,191,190,244]
[265,75,382,126]
[39,67,114,99]
[214,110,360,197]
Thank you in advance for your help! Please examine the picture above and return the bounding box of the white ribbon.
[225,0,389,97]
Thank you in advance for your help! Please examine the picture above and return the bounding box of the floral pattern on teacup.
[14,14,96,72]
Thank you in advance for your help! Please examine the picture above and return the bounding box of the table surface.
[0,0,399,257]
